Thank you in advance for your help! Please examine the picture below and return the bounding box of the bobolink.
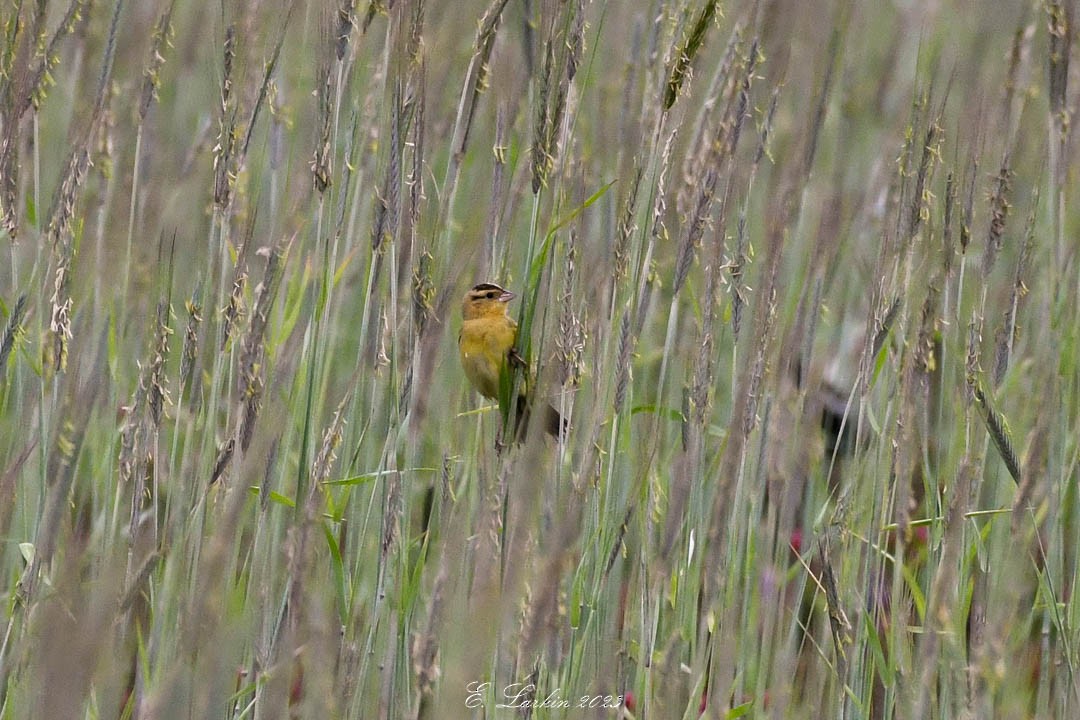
[459,282,564,438]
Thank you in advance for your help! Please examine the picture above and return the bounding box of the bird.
[458,282,564,439]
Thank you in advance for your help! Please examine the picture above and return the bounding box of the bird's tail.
[515,395,566,440]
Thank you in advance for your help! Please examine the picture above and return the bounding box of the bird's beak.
[498,289,516,302]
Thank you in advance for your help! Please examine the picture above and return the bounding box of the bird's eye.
[486,291,497,299]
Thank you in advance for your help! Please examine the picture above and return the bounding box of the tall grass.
[0,1,1077,718]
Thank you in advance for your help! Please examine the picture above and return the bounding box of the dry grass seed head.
[970,377,1021,486]
[742,287,776,441]
[457,0,512,158]
[531,41,555,194]
[981,154,1011,279]
[689,243,725,424]
[412,249,435,339]
[214,27,239,208]
[942,170,957,275]
[673,167,718,295]
[614,312,633,413]
[312,55,334,194]
[664,0,719,110]
[907,119,942,240]
[965,320,982,399]
[679,21,742,199]
[372,82,412,250]
[406,0,426,64]
[238,238,291,450]
[312,397,348,486]
[23,0,88,117]
[754,83,781,168]
[994,191,1037,387]
[46,145,93,374]
[557,230,584,389]
[728,211,749,337]
[210,438,235,485]
[337,0,357,61]
[221,268,247,352]
[614,163,643,282]
[726,37,759,160]
[0,295,28,375]
[138,5,175,124]
[148,300,173,428]
[407,64,427,226]
[567,0,585,82]
[180,286,203,394]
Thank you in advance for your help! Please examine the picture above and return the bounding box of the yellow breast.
[459,316,518,399]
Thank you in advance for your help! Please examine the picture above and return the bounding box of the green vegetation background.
[0,1,1076,718]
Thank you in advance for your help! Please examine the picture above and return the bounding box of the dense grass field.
[2,0,1079,717]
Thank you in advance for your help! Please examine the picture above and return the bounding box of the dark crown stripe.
[470,282,506,293]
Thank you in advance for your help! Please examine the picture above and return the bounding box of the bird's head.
[462,282,516,320]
